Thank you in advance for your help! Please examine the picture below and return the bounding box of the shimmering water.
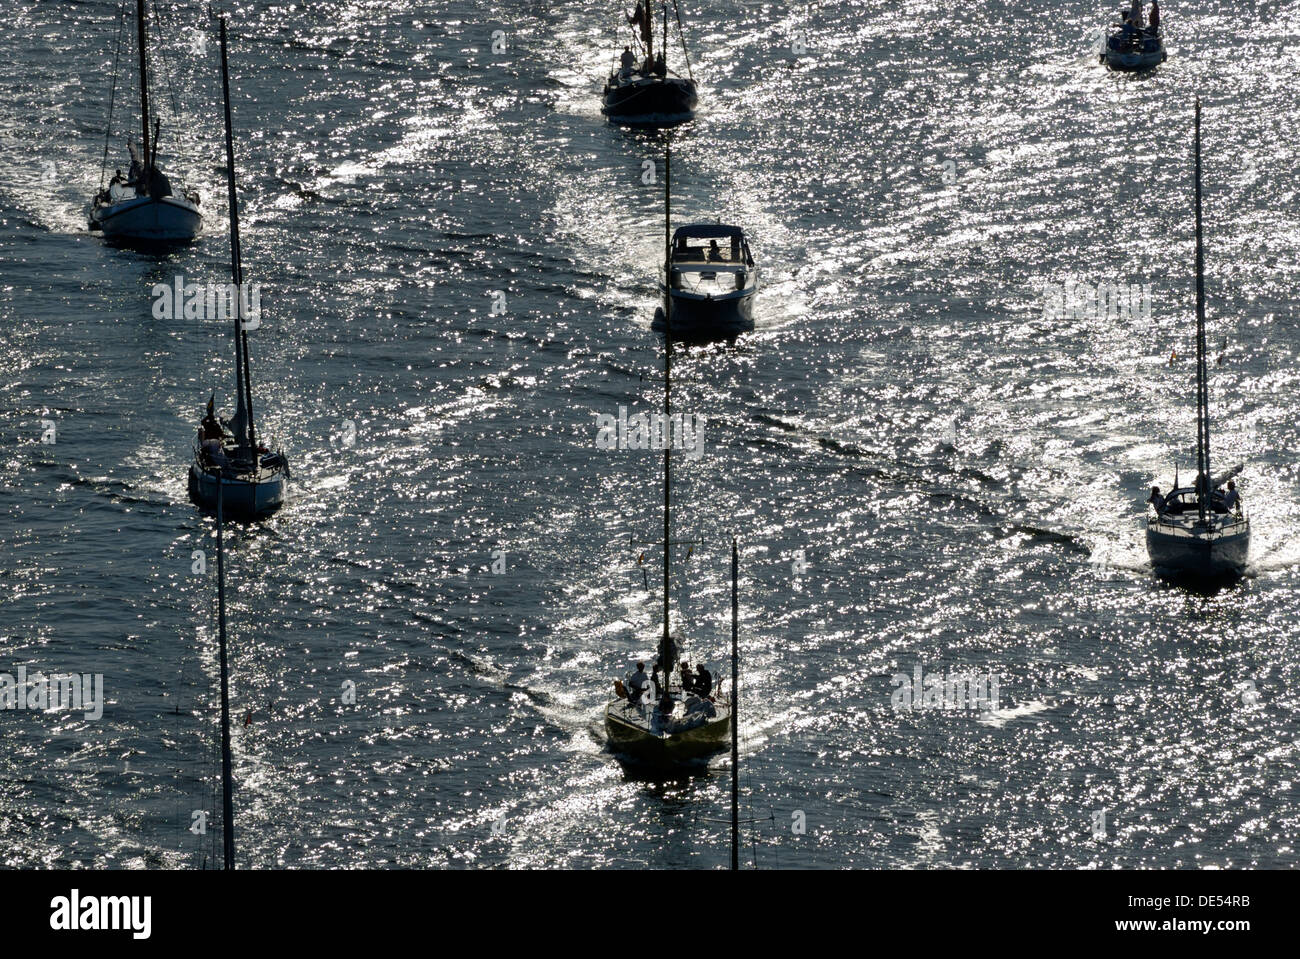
[1,0,1298,869]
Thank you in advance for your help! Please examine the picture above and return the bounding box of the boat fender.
[653,306,665,328]
[735,270,745,291]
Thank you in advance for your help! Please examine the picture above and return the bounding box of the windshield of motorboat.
[670,236,752,267]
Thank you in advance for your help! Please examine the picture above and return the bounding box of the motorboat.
[654,223,758,341]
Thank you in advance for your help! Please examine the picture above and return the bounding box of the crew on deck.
[694,663,713,698]
[627,661,650,704]
[620,46,635,74]
[1222,480,1241,514]
[200,397,224,442]
[1147,486,1166,514]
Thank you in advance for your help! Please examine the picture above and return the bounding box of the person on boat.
[653,52,666,77]
[127,142,145,191]
[1147,0,1159,33]
[201,437,231,470]
[620,46,635,75]
[627,661,650,703]
[695,664,713,698]
[1147,486,1166,514]
[200,396,224,442]
[1223,480,1241,514]
[678,660,694,694]
[707,239,724,262]
[1128,0,1143,28]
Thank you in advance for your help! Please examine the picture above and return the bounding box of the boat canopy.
[673,223,746,241]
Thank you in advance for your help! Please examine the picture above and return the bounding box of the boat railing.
[1148,509,1247,535]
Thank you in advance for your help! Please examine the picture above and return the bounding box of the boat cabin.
[1156,486,1234,517]
[664,224,756,296]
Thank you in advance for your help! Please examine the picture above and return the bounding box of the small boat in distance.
[602,2,698,127]
[188,17,289,522]
[88,0,201,243]
[1145,99,1250,581]
[1100,2,1166,71]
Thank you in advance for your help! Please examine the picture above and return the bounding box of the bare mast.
[1193,98,1210,522]
[135,0,151,170]
[219,16,258,455]
[660,142,673,680]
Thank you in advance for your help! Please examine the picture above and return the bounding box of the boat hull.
[602,75,697,127]
[605,699,731,766]
[1102,35,1166,71]
[91,194,202,243]
[1146,520,1249,579]
[655,287,756,341]
[188,460,287,520]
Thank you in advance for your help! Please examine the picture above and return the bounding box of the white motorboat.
[654,223,758,341]
[648,147,758,342]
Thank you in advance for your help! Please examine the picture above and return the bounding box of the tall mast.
[646,2,654,63]
[135,0,151,168]
[215,478,235,870]
[660,141,672,678]
[731,538,739,871]
[661,3,667,67]
[219,17,257,454]
[1193,98,1210,522]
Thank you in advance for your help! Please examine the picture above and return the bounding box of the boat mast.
[660,141,673,681]
[135,0,151,171]
[661,3,667,67]
[1193,98,1210,522]
[215,477,236,870]
[219,17,258,455]
[731,537,738,871]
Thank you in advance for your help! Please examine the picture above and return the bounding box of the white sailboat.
[88,0,201,243]
[187,17,289,522]
[1145,100,1250,580]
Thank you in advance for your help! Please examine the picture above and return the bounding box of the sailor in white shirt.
[626,662,650,705]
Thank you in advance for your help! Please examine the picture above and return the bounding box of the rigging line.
[150,0,183,123]
[99,3,128,190]
[669,0,693,82]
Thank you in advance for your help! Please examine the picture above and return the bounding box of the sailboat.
[88,0,202,243]
[187,17,289,521]
[1145,99,1250,579]
[603,151,731,766]
[602,2,698,127]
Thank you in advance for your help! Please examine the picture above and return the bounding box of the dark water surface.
[1,0,1298,868]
